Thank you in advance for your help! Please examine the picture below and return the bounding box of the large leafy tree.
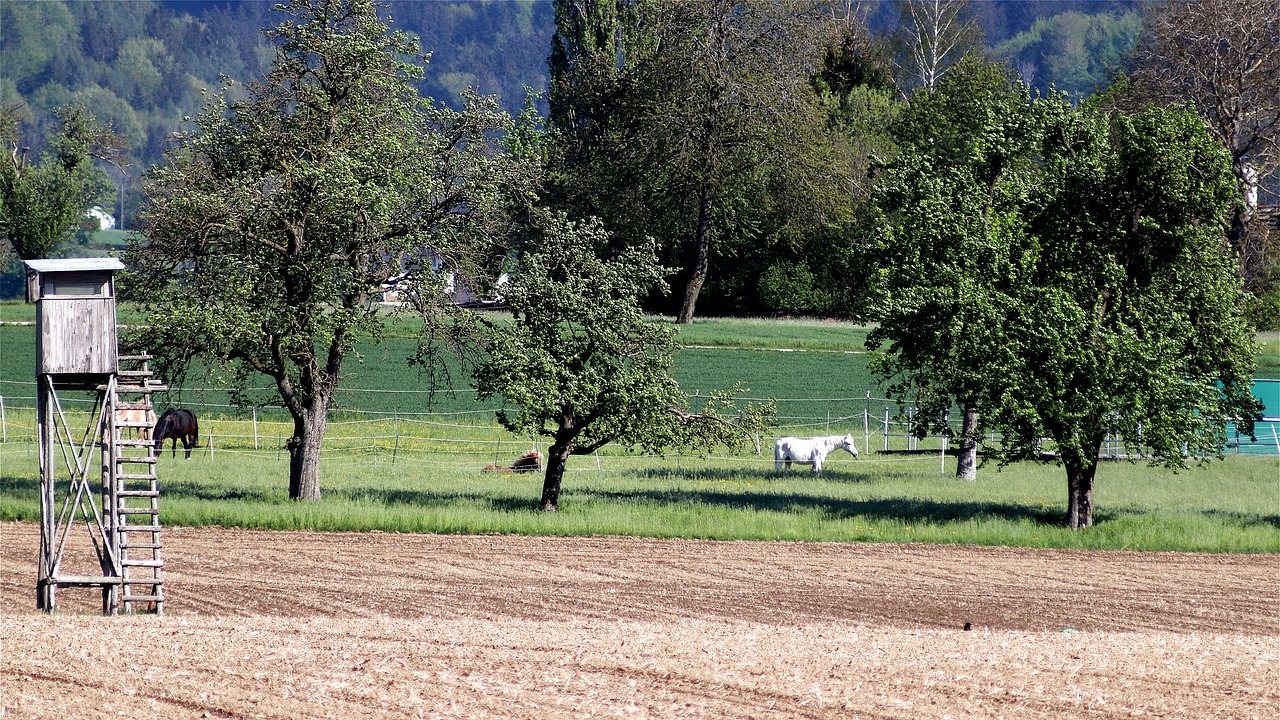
[635,0,851,323]
[546,0,645,157]
[1,104,120,260]
[995,102,1261,529]
[125,0,530,500]
[547,0,852,322]
[864,56,1040,481]
[474,213,772,511]
[866,72,1260,528]
[544,0,651,226]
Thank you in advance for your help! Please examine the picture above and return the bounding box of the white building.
[85,206,116,230]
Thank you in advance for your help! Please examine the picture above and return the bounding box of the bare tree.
[1128,0,1280,290]
[893,0,982,97]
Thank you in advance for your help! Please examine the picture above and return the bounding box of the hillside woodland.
[1,0,1140,219]
[1,0,1274,325]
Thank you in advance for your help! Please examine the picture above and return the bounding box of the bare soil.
[1,522,1276,719]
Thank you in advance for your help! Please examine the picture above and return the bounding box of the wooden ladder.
[107,354,167,615]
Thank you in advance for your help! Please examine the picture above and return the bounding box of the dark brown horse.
[153,408,199,458]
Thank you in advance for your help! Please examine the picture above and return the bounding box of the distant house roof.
[23,258,125,274]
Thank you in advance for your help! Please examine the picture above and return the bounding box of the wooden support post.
[37,379,54,611]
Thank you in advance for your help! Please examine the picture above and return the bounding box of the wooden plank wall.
[37,298,118,375]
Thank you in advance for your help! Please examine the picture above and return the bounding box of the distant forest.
[3,0,1139,186]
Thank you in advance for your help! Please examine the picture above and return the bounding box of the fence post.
[940,436,948,473]
[392,417,400,465]
[883,408,890,453]
[253,408,259,450]
[208,431,215,460]
[863,392,870,457]
[0,395,6,443]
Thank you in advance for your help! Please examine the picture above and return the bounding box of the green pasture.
[1,303,1277,553]
[0,309,886,422]
[0,427,1275,552]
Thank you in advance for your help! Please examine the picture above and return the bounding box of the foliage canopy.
[474,212,774,510]
[125,0,531,500]
[865,59,1261,528]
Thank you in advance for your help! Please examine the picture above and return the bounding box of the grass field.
[2,305,1274,420]
[0,433,1275,552]
[1,304,1277,553]
[0,309,887,421]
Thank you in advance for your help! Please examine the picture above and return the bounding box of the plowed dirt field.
[1,522,1276,719]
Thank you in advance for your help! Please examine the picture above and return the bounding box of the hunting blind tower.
[26,258,166,614]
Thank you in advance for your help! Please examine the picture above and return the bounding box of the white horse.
[774,434,859,472]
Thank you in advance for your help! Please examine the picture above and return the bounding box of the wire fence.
[1,378,1276,461]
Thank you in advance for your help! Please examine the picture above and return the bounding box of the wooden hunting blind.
[24,258,166,615]
[26,258,122,377]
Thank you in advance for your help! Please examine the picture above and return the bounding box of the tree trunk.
[287,402,330,501]
[676,174,716,324]
[539,441,574,511]
[955,404,978,481]
[1062,446,1098,530]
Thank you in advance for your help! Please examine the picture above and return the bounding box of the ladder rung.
[123,595,164,603]
[112,440,154,447]
[122,542,163,549]
[116,457,158,465]
[115,473,157,481]
[115,421,153,428]
[119,508,159,516]
[119,524,162,532]
[52,575,123,586]
[122,559,164,568]
[118,354,154,361]
[113,385,168,394]
[118,489,158,498]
